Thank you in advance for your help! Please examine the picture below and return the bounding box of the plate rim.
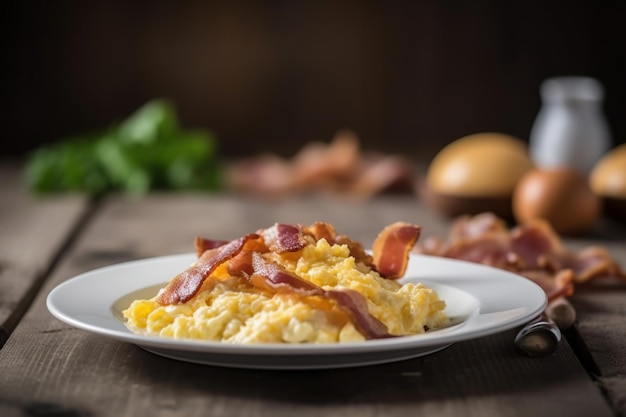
[46,252,547,361]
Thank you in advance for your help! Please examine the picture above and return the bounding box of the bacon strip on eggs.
[155,221,423,340]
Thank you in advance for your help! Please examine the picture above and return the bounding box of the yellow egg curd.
[123,239,449,343]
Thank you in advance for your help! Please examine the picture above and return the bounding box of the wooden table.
[1,161,625,417]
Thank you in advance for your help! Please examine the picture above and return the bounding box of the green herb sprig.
[25,100,222,196]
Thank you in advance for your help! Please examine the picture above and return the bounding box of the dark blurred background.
[3,0,625,161]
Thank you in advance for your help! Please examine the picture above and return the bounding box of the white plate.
[47,253,546,370]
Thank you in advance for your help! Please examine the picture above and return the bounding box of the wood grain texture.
[0,162,90,345]
[0,327,612,417]
[572,284,626,417]
[560,219,626,417]
[0,193,615,417]
[568,247,626,416]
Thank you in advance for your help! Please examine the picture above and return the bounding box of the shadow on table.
[124,329,584,405]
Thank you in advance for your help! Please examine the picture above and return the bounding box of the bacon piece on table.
[441,233,516,270]
[544,246,626,284]
[520,269,575,301]
[225,130,415,200]
[413,213,626,299]
[510,220,564,270]
[448,212,509,240]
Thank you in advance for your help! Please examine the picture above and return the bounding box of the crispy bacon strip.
[226,250,255,277]
[301,221,337,243]
[250,252,318,292]
[194,237,230,257]
[158,221,428,338]
[372,222,421,279]
[261,223,309,253]
[246,252,394,339]
[324,289,394,339]
[156,234,259,305]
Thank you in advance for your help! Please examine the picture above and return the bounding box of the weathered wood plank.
[0,161,90,345]
[0,326,610,417]
[571,284,626,416]
[0,194,614,417]
[565,219,626,417]
[548,218,626,417]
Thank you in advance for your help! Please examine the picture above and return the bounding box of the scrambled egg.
[123,239,449,343]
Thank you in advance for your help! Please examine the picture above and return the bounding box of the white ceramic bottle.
[529,76,612,175]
